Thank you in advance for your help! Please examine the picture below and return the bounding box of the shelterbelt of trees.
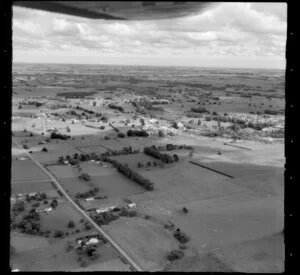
[102,157,154,191]
[144,147,179,164]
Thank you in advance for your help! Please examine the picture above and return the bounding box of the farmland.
[11,63,284,272]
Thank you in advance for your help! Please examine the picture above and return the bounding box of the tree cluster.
[90,211,120,226]
[117,133,125,138]
[41,147,48,152]
[15,210,42,235]
[22,144,29,149]
[53,230,64,238]
[119,208,137,217]
[144,147,178,164]
[166,249,184,262]
[12,200,25,214]
[50,199,58,209]
[76,243,100,263]
[67,220,76,228]
[173,229,190,244]
[24,192,47,203]
[78,173,91,182]
[75,187,100,199]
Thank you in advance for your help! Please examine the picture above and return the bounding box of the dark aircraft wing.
[13,1,212,20]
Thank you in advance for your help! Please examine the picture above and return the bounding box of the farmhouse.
[37,207,53,214]
[86,238,99,245]
[75,233,103,248]
[85,208,97,214]
[127,203,136,209]
[96,206,117,214]
[85,197,95,202]
[18,157,28,161]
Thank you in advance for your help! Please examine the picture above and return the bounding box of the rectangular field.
[11,159,50,182]
[11,233,119,271]
[103,217,178,271]
[48,163,145,200]
[175,194,283,249]
[39,201,85,232]
[11,232,50,253]
[111,153,162,170]
[11,180,57,198]
[32,142,82,164]
[139,161,249,205]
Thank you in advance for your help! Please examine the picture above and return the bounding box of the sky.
[13,2,287,69]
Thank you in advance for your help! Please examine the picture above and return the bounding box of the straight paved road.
[12,138,143,272]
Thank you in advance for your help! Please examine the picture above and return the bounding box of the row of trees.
[144,147,179,163]
[89,206,137,227]
[104,157,154,191]
[20,101,43,107]
[127,129,149,137]
[90,210,120,226]
[17,192,48,203]
[57,91,97,98]
[108,103,124,112]
[190,107,209,114]
[137,160,161,168]
[164,144,193,151]
[75,104,100,116]
[264,109,282,115]
[102,146,140,156]
[58,147,140,165]
[200,114,276,131]
[50,132,70,140]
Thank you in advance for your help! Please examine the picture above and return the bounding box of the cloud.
[12,3,287,68]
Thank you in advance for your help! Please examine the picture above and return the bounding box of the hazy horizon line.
[13,61,285,71]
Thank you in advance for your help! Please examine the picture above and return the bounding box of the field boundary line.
[223,143,252,151]
[189,160,234,179]
[12,138,143,272]
[67,142,113,153]
[11,179,53,184]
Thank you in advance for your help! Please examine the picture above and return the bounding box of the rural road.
[12,138,143,272]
